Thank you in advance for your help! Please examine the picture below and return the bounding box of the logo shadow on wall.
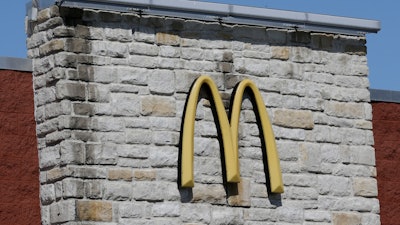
[177,75,283,206]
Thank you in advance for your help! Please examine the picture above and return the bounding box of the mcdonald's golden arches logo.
[179,75,284,193]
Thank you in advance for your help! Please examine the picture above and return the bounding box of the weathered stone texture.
[142,96,176,116]
[273,109,314,129]
[332,212,362,225]
[28,5,378,225]
[134,169,157,181]
[39,39,65,56]
[77,200,113,221]
[50,200,76,223]
[108,168,133,181]
[353,177,378,197]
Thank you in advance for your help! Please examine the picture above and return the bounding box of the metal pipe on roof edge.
[28,0,380,35]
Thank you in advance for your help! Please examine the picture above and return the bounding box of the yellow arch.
[230,79,284,193]
[180,76,283,194]
[181,76,240,187]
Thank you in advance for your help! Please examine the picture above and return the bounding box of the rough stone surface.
[271,46,290,60]
[273,109,314,129]
[332,212,362,225]
[77,200,113,222]
[141,96,176,117]
[352,177,378,197]
[108,168,133,181]
[134,170,157,181]
[27,5,379,225]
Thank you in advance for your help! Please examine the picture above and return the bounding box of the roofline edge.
[370,89,400,104]
[28,0,380,36]
[0,57,32,72]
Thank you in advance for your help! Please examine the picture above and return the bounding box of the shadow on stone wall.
[55,7,367,57]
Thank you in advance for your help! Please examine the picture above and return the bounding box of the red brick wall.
[373,102,400,225]
[0,70,40,224]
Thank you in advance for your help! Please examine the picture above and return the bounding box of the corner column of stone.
[27,4,380,225]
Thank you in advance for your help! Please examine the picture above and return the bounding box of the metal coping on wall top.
[370,89,400,104]
[0,57,32,72]
[27,0,380,36]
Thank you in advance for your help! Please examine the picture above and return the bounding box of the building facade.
[0,0,392,224]
[25,0,381,224]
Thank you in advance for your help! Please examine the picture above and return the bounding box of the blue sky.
[0,0,398,91]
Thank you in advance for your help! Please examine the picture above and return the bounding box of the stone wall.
[27,5,380,225]
[0,69,40,224]
[372,102,400,225]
